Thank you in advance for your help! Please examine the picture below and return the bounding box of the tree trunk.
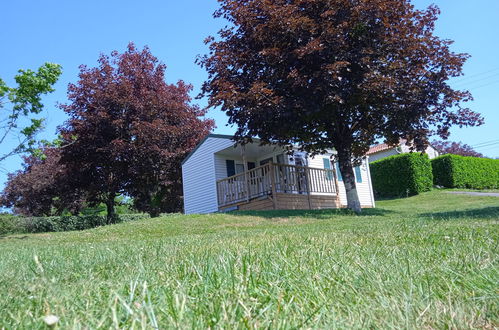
[106,195,116,223]
[337,148,362,213]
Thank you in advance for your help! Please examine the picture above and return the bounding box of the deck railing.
[216,163,338,208]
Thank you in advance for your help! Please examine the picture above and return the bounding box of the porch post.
[304,166,312,209]
[269,162,277,209]
[241,145,250,202]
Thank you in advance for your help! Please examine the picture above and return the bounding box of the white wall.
[371,144,440,163]
[425,145,440,159]
[182,136,235,214]
[368,149,399,162]
[402,144,439,159]
[308,154,376,208]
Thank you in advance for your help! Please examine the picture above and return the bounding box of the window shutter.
[336,163,343,181]
[355,166,362,183]
[323,158,333,180]
[226,160,235,177]
[247,162,256,170]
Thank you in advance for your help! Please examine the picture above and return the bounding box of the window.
[276,154,285,164]
[323,158,333,180]
[336,163,343,181]
[226,160,235,177]
[354,166,362,183]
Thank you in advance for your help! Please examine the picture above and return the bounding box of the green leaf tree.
[0,63,62,163]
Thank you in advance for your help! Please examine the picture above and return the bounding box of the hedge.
[0,214,148,236]
[370,153,433,198]
[432,154,499,189]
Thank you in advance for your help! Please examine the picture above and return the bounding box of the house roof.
[367,143,393,155]
[367,139,406,155]
[181,134,235,166]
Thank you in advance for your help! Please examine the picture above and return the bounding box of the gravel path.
[447,191,499,197]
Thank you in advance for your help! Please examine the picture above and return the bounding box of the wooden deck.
[216,163,341,211]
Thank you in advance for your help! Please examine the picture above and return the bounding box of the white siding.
[425,145,440,159]
[368,149,399,162]
[307,153,375,208]
[371,143,440,162]
[182,137,235,214]
[214,155,229,181]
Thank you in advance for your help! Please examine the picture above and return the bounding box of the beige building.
[367,139,440,162]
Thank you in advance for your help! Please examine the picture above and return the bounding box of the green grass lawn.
[0,191,498,328]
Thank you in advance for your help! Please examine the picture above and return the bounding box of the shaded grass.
[0,190,498,328]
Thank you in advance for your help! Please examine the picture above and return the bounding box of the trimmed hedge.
[0,214,148,236]
[432,154,499,189]
[370,153,433,198]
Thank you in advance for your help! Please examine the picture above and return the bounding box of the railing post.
[269,163,277,209]
[241,145,250,202]
[304,166,312,209]
[216,181,221,207]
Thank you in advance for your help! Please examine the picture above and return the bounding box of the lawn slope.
[0,191,498,328]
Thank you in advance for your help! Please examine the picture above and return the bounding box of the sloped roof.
[181,134,234,166]
[367,143,390,154]
[367,139,406,155]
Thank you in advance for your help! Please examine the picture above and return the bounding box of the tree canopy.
[59,43,214,219]
[199,0,483,211]
[0,147,84,216]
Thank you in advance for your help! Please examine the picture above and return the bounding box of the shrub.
[0,214,148,235]
[432,154,499,189]
[0,215,23,236]
[370,153,433,198]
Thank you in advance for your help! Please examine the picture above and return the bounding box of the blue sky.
[1,0,498,188]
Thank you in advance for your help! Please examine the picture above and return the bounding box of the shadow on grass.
[419,206,499,220]
[231,207,394,219]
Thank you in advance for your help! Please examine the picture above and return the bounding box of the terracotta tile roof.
[367,139,406,155]
[367,143,391,154]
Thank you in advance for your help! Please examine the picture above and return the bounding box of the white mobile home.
[181,134,376,214]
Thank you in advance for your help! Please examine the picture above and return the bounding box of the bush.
[432,154,499,189]
[0,214,148,235]
[370,153,433,198]
[0,215,23,236]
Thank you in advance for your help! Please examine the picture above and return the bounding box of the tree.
[59,43,213,220]
[199,0,483,212]
[432,140,484,158]
[0,147,84,216]
[0,63,62,163]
